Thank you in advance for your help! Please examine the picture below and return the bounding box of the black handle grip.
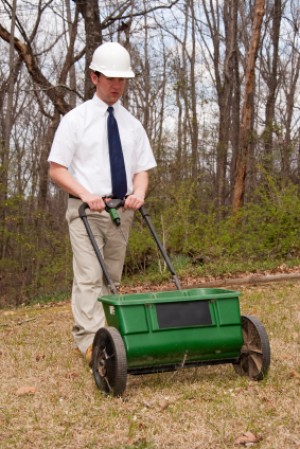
[78,199,125,218]
[79,202,89,218]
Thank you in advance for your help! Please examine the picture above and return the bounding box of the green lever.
[104,198,125,226]
[109,207,120,226]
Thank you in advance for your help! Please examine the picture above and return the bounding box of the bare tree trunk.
[66,0,77,108]
[298,131,300,194]
[280,24,300,180]
[118,18,132,110]
[202,0,238,210]
[142,5,150,131]
[74,0,102,100]
[156,36,167,171]
[232,0,265,213]
[261,0,282,173]
[0,0,17,258]
[230,1,240,192]
[181,0,190,178]
[38,112,61,210]
[175,62,184,177]
[189,0,199,180]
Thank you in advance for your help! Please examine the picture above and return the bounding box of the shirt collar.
[92,94,121,114]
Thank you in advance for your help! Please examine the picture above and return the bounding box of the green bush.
[126,179,300,277]
[1,178,300,306]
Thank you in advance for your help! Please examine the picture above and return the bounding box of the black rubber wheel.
[92,326,127,396]
[233,315,271,381]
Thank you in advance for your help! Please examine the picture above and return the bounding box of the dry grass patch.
[0,282,299,449]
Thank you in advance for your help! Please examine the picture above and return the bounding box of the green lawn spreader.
[79,202,271,396]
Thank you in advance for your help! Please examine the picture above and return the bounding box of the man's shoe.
[85,345,93,367]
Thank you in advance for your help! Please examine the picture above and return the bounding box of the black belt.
[69,194,80,199]
[68,194,121,200]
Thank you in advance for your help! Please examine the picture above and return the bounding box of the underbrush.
[125,180,300,278]
[1,178,300,307]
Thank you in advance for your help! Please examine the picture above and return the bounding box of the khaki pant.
[66,199,134,354]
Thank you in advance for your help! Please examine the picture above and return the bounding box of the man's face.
[91,72,127,105]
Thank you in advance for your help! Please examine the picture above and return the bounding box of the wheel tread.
[92,326,127,396]
[234,315,271,381]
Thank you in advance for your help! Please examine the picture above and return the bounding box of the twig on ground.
[0,318,36,327]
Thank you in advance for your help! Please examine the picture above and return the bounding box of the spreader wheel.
[92,326,127,396]
[234,315,270,381]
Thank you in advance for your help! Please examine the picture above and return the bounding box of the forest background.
[1,0,300,307]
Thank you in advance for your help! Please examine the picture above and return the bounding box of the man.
[48,42,157,364]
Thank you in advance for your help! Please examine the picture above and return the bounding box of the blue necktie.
[107,106,127,199]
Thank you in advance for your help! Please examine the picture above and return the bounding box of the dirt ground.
[0,281,299,449]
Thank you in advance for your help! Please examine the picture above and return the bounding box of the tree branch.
[0,23,72,115]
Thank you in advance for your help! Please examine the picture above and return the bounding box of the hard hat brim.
[89,64,135,78]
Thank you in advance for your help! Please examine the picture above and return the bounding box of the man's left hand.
[124,193,144,210]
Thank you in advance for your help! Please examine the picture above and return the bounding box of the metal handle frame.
[79,202,181,294]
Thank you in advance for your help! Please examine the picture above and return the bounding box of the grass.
[0,281,299,449]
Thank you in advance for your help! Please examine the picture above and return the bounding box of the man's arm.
[48,162,105,212]
[125,170,149,210]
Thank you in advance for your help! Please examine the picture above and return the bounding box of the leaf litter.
[0,281,300,448]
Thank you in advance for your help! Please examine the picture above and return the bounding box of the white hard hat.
[89,42,135,78]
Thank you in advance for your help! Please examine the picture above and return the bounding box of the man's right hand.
[49,163,106,213]
[81,194,106,212]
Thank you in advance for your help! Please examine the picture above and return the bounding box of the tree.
[232,0,265,213]
[261,0,283,173]
[1,0,300,305]
[0,0,17,258]
[278,3,300,181]
[201,0,239,210]
[0,0,182,303]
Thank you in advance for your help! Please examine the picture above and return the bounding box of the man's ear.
[90,71,99,86]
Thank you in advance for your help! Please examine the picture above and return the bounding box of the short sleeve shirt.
[48,95,157,196]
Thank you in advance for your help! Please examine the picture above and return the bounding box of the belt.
[69,194,80,199]
[68,194,125,200]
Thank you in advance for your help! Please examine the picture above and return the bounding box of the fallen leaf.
[234,431,261,446]
[159,398,170,411]
[3,311,15,316]
[16,386,36,396]
[289,370,300,379]
[65,371,79,380]
[142,400,152,408]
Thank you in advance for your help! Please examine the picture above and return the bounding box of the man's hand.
[124,193,144,210]
[81,193,106,212]
[49,163,105,212]
[124,171,148,210]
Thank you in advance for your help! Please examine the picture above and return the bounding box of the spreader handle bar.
[78,202,182,294]
[139,206,182,291]
[79,203,118,294]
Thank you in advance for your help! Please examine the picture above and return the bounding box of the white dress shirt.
[48,94,157,196]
